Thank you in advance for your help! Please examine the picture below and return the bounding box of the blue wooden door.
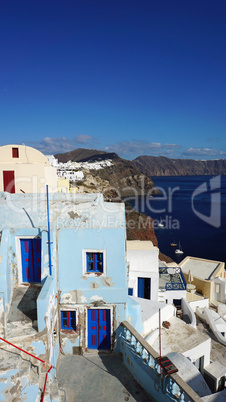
[20,239,41,283]
[138,277,145,298]
[88,309,111,349]
[138,277,151,299]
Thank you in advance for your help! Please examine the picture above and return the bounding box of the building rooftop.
[131,296,170,322]
[152,316,210,355]
[0,192,125,231]
[179,256,224,281]
[126,240,157,251]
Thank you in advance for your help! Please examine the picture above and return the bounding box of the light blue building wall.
[0,192,143,355]
[58,227,127,303]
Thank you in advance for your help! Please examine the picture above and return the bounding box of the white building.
[158,261,187,305]
[212,277,226,305]
[126,240,159,301]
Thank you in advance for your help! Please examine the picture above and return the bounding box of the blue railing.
[119,321,201,401]
[165,282,186,291]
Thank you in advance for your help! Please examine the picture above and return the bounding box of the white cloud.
[183,147,218,157]
[27,134,97,155]
[74,134,94,144]
[31,137,74,154]
[105,140,182,157]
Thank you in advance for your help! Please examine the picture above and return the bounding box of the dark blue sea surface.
[127,175,226,264]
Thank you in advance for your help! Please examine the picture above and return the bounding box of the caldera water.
[127,175,226,264]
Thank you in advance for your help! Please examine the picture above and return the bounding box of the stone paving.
[56,353,154,402]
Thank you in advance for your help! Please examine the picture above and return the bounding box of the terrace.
[159,266,187,291]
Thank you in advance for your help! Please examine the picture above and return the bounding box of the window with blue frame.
[61,311,76,330]
[86,252,103,273]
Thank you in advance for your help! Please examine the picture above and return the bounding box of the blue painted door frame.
[20,239,41,283]
[88,309,111,349]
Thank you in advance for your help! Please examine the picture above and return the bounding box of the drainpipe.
[46,185,52,276]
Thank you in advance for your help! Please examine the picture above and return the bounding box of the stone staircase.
[0,286,66,400]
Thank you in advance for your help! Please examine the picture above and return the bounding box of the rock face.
[133,155,226,176]
[125,204,172,262]
[57,148,159,197]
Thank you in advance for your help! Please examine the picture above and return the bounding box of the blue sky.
[0,0,225,160]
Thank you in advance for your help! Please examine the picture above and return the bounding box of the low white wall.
[189,298,209,312]
[215,323,226,336]
[181,297,196,327]
[145,328,159,345]
[182,337,211,369]
[197,308,226,347]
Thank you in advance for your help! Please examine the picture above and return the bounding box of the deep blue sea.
[127,175,226,264]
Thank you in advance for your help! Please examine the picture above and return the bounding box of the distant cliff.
[56,148,160,197]
[133,155,226,176]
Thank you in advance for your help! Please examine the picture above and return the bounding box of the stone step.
[6,320,38,340]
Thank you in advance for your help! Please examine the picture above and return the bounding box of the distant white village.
[46,154,113,182]
[0,144,225,401]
